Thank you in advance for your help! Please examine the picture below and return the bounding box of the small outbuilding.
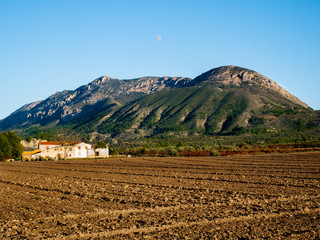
[95,148,109,158]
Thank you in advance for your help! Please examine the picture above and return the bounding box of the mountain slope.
[94,87,256,136]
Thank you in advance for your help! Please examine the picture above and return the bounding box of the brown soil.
[0,152,319,239]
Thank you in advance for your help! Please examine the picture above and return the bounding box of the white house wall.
[74,143,92,158]
[34,147,66,160]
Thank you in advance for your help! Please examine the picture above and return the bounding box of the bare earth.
[0,152,319,239]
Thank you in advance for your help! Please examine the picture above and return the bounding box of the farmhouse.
[22,141,109,161]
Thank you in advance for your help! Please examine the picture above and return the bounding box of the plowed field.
[0,152,320,239]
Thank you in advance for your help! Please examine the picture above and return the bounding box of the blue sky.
[1,0,320,119]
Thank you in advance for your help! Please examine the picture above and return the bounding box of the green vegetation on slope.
[94,87,256,137]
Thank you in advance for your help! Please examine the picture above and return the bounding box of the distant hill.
[0,66,319,139]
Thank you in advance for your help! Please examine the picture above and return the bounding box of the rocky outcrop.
[21,138,44,150]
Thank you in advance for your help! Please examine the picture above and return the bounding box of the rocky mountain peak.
[192,65,263,86]
[191,66,309,108]
[91,75,114,86]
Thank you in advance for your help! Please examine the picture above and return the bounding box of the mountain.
[0,75,191,130]
[0,66,318,139]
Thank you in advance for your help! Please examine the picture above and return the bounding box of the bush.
[25,135,32,142]
[110,148,119,156]
[176,141,186,147]
[210,150,220,156]
[167,147,178,157]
